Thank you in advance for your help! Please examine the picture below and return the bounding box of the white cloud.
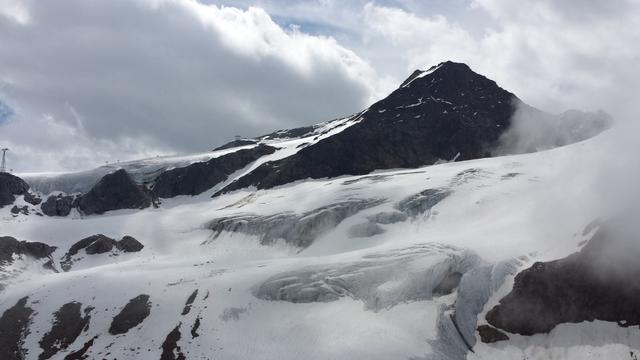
[0,0,382,172]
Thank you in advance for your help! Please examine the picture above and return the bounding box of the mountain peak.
[400,61,474,88]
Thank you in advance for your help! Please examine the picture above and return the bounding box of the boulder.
[77,169,151,215]
[477,325,509,343]
[116,235,144,252]
[41,195,75,216]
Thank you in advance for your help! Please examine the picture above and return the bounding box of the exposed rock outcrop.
[0,172,30,207]
[61,234,144,271]
[486,225,640,335]
[160,323,186,360]
[41,194,76,217]
[109,294,151,335]
[0,297,34,360]
[38,302,92,360]
[78,169,152,215]
[0,236,56,264]
[152,144,277,198]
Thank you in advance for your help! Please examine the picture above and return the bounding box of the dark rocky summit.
[41,195,76,216]
[38,302,92,360]
[0,172,30,207]
[109,294,152,335]
[61,234,144,271]
[214,62,520,195]
[152,144,277,198]
[214,61,608,196]
[486,224,640,335]
[78,169,152,215]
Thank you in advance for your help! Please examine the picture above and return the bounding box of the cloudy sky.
[0,0,638,172]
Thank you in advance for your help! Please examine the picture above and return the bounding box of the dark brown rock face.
[0,172,29,207]
[486,226,640,335]
[152,144,277,198]
[78,169,151,215]
[0,297,34,360]
[477,325,509,343]
[109,294,151,335]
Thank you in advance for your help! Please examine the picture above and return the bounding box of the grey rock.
[0,172,29,207]
[41,195,75,217]
[109,294,151,335]
[78,169,151,215]
[116,235,144,252]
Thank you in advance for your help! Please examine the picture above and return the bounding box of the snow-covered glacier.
[2,130,633,360]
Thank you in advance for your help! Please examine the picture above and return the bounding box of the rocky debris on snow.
[152,144,277,198]
[486,224,640,335]
[61,234,144,271]
[78,169,152,215]
[41,194,76,217]
[0,297,34,360]
[190,317,201,338]
[477,325,509,343]
[0,172,30,208]
[207,198,384,248]
[181,289,198,316]
[38,302,93,360]
[109,294,151,335]
[64,335,98,360]
[255,243,480,310]
[160,323,186,360]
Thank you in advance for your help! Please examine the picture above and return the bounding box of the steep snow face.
[0,132,631,360]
